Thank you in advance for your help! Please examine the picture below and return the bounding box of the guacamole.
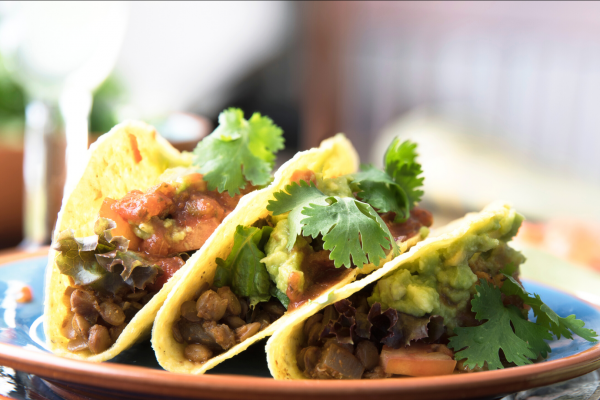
[368,210,525,329]
[261,219,309,294]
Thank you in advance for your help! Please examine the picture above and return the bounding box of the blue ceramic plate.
[0,254,599,400]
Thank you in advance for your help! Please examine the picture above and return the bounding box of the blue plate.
[0,255,599,400]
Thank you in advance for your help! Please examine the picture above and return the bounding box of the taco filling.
[52,108,284,355]
[289,211,598,379]
[173,138,434,364]
[295,241,526,379]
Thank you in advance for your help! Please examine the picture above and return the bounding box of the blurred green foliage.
[89,75,126,134]
[0,58,125,135]
[0,64,25,132]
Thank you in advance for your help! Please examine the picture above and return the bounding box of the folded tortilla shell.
[265,201,522,379]
[44,121,193,361]
[152,134,364,374]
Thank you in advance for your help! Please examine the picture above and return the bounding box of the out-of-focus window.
[302,2,600,181]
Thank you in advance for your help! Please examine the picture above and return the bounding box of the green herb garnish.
[448,278,597,370]
[267,180,398,269]
[352,138,424,222]
[193,108,284,196]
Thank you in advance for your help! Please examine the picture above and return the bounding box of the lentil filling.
[173,283,286,363]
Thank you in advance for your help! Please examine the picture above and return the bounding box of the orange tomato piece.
[290,169,316,185]
[99,198,142,250]
[381,344,457,377]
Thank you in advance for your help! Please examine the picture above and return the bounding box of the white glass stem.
[60,87,91,200]
[22,100,50,248]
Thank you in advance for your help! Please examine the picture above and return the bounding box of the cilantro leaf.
[501,274,598,342]
[508,305,553,358]
[213,225,273,306]
[352,138,423,222]
[193,108,284,196]
[384,137,419,166]
[558,315,599,342]
[352,165,409,219]
[302,197,395,268]
[448,280,538,370]
[267,182,398,269]
[267,180,329,248]
[52,218,161,293]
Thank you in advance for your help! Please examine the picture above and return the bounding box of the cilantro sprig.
[448,277,597,370]
[193,108,284,196]
[501,275,598,343]
[267,181,398,269]
[352,138,424,222]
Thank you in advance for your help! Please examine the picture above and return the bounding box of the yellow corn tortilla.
[45,121,195,361]
[265,201,521,379]
[151,134,372,374]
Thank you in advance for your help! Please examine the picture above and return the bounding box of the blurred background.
[0,1,599,295]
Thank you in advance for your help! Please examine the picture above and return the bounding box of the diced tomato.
[99,198,141,250]
[140,232,171,257]
[185,195,225,220]
[286,271,304,303]
[113,183,175,225]
[168,217,219,254]
[380,344,457,377]
[146,257,185,292]
[290,169,316,185]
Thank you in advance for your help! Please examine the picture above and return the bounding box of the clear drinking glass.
[0,2,128,247]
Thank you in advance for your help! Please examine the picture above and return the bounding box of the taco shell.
[265,201,522,379]
[44,121,192,361]
[151,134,363,374]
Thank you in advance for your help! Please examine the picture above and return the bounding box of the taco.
[266,202,598,379]
[152,136,434,374]
[45,108,285,361]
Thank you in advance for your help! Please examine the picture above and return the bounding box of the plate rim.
[1,249,599,400]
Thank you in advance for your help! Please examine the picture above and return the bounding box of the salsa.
[100,173,250,258]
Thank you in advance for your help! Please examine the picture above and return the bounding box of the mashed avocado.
[315,174,354,198]
[261,219,309,294]
[368,210,525,329]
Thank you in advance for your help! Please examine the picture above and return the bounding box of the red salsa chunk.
[100,173,251,258]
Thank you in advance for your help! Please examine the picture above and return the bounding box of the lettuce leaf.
[213,225,273,306]
[53,218,160,293]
